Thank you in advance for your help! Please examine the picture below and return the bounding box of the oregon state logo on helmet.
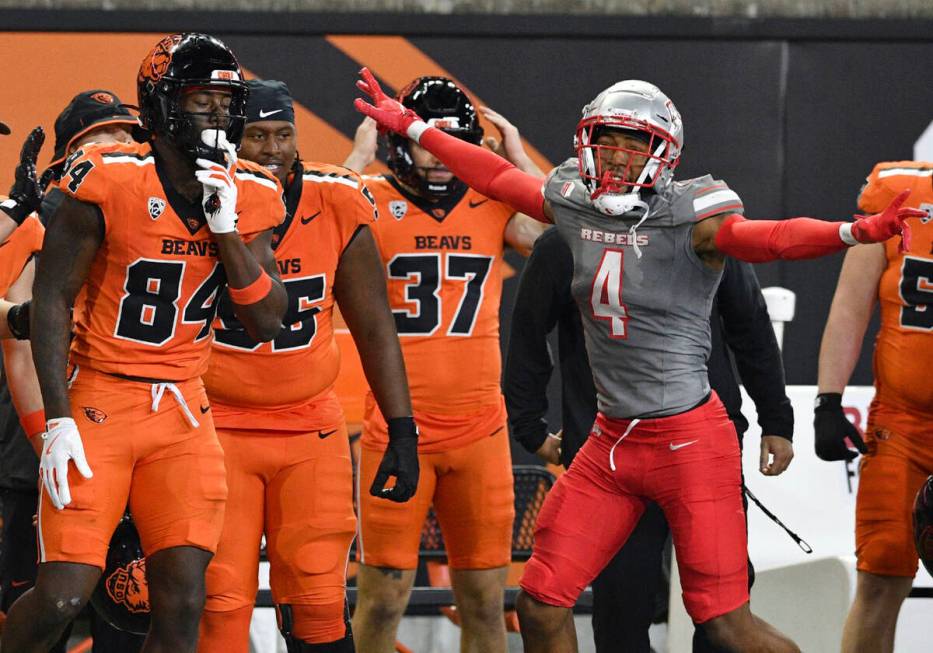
[137,33,181,91]
[90,512,151,635]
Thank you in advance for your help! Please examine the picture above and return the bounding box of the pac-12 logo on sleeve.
[148,197,166,220]
[389,200,408,220]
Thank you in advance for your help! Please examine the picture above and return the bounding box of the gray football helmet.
[574,80,683,213]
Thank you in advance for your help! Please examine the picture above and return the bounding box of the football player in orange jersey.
[815,161,933,653]
[197,79,417,653]
[344,77,545,653]
[1,34,288,653]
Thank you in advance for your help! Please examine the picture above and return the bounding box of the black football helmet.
[914,475,933,577]
[387,76,483,198]
[90,512,150,636]
[137,33,249,162]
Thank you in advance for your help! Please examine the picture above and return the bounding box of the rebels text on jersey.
[58,141,284,381]
[203,161,376,428]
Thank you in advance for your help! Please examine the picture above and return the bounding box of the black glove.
[370,416,419,503]
[6,300,30,340]
[814,393,867,461]
[1,127,46,226]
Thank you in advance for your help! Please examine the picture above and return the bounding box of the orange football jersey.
[58,141,284,381]
[203,162,376,430]
[0,212,42,296]
[364,176,514,450]
[858,161,933,414]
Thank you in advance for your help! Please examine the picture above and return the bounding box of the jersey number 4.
[900,256,933,331]
[591,249,630,339]
[388,253,493,336]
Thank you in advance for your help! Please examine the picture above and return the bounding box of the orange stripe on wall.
[0,33,383,191]
[327,35,554,175]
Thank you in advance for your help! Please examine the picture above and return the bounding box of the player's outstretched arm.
[32,195,100,507]
[354,68,550,223]
[334,225,419,503]
[703,189,924,263]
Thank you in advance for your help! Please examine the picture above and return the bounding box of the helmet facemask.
[137,33,249,164]
[576,116,679,206]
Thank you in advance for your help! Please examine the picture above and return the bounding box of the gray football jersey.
[544,158,744,419]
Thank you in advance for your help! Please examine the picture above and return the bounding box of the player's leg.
[0,488,72,653]
[590,501,669,653]
[352,446,436,653]
[517,426,647,653]
[198,429,268,653]
[434,427,514,653]
[265,424,357,651]
[654,395,797,653]
[841,412,927,653]
[129,378,227,653]
[3,371,134,651]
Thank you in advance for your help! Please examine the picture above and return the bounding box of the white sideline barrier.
[669,385,933,652]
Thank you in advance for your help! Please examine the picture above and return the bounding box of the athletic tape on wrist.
[839,222,859,246]
[228,269,273,305]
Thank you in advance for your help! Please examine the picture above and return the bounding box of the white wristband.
[406,120,430,144]
[839,222,859,246]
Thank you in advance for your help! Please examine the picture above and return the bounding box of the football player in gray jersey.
[354,70,923,653]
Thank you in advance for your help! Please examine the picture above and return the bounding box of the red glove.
[850,189,925,252]
[354,68,424,138]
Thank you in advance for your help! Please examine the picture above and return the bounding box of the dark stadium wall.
[1,14,930,402]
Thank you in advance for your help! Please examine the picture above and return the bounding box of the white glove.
[196,129,239,234]
[40,417,93,510]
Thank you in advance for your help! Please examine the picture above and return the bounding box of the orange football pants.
[37,368,227,569]
[856,401,933,577]
[199,423,356,651]
[357,425,514,570]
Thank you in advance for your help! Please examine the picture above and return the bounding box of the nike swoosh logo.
[468,199,488,209]
[200,405,210,414]
[318,429,337,439]
[258,109,283,118]
[669,440,698,451]
[10,580,30,588]
[44,433,61,455]
[300,211,321,225]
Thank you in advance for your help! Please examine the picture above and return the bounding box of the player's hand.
[40,417,93,510]
[1,126,46,226]
[196,130,239,234]
[354,68,423,138]
[814,393,867,461]
[759,435,794,476]
[370,416,419,503]
[480,107,544,177]
[851,189,925,252]
[342,117,379,173]
[535,430,562,465]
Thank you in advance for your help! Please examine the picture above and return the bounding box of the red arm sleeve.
[714,214,851,262]
[418,127,549,222]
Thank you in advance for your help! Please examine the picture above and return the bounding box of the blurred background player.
[355,72,922,653]
[344,76,544,653]
[815,160,933,653]
[198,79,418,653]
[506,226,793,652]
[0,33,287,653]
